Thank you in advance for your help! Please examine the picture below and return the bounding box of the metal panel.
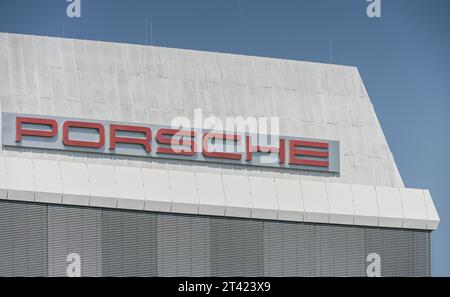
[263,221,284,276]
[400,188,428,230]
[375,186,404,228]
[168,170,199,215]
[157,213,210,276]
[210,216,263,276]
[101,209,157,276]
[301,180,329,223]
[351,184,379,227]
[0,155,439,230]
[423,190,439,230]
[0,200,47,276]
[345,226,366,276]
[0,156,7,199]
[115,166,145,210]
[196,172,226,216]
[87,163,117,208]
[5,157,35,201]
[60,161,90,206]
[222,174,252,218]
[32,159,62,204]
[274,178,304,222]
[0,199,433,276]
[47,205,102,276]
[142,168,172,212]
[326,182,354,225]
[249,176,278,220]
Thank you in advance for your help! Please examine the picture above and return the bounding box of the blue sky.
[0,0,449,276]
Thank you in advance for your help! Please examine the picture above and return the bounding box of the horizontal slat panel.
[0,200,432,276]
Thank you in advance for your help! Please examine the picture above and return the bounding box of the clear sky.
[0,0,449,276]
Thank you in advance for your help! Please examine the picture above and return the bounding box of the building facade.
[0,33,439,276]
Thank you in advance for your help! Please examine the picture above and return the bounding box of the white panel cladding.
[222,174,252,218]
[423,190,440,230]
[0,155,440,230]
[196,172,226,216]
[351,184,379,226]
[142,168,172,212]
[400,188,428,229]
[87,163,117,208]
[375,186,404,228]
[168,170,199,215]
[32,159,62,204]
[114,165,145,210]
[144,167,173,208]
[300,180,329,223]
[274,178,304,222]
[5,157,35,201]
[249,176,278,220]
[0,156,7,199]
[60,161,90,206]
[326,182,354,225]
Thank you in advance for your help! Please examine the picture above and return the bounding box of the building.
[0,33,439,277]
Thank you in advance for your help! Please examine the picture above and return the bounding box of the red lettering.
[202,133,241,160]
[246,135,285,164]
[110,124,152,152]
[16,117,58,142]
[289,140,329,167]
[62,121,105,148]
[156,128,196,156]
[279,138,286,164]
[13,116,335,171]
[246,135,252,161]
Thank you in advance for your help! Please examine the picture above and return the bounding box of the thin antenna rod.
[150,21,153,45]
[329,40,333,64]
[145,12,148,45]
